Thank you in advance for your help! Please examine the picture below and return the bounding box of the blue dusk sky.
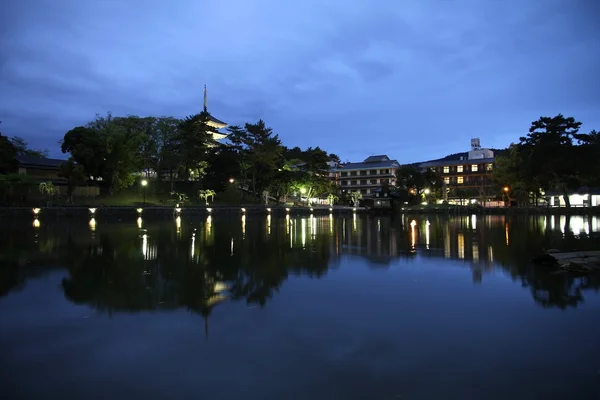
[1,0,599,163]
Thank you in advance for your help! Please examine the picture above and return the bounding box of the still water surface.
[1,214,600,399]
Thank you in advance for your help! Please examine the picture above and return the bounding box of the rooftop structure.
[335,155,400,197]
[202,85,228,141]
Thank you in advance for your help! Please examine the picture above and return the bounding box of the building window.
[381,179,389,184]
[443,166,449,173]
[360,179,367,185]
[486,163,493,171]
[360,170,367,176]
[370,170,377,175]
[444,177,450,184]
[351,180,357,185]
[341,171,348,177]
[369,179,377,184]
[350,171,357,176]
[457,176,464,184]
[457,165,463,173]
[471,164,478,172]
[341,181,348,186]
[360,189,366,194]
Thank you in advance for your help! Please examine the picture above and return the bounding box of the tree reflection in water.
[1,214,600,318]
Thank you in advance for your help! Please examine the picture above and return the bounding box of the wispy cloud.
[0,0,598,161]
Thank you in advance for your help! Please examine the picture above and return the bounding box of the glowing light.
[141,179,148,187]
[137,217,143,229]
[285,208,290,212]
[471,214,477,230]
[191,233,196,259]
[206,207,212,213]
[424,188,431,195]
[33,219,40,228]
[176,216,181,230]
[229,178,235,183]
[503,186,510,192]
[230,238,234,255]
[410,222,416,248]
[136,208,143,214]
[89,208,96,215]
[89,218,97,231]
[329,213,333,234]
[266,208,271,213]
[175,207,182,213]
[425,219,430,249]
[241,207,246,213]
[458,233,465,259]
[242,215,246,235]
[329,207,333,212]
[353,207,356,212]
[32,208,41,215]
[311,215,316,236]
[410,220,417,227]
[505,222,509,245]
[353,213,357,232]
[300,187,307,194]
[310,207,313,212]
[267,214,271,235]
[142,234,148,259]
[301,218,306,248]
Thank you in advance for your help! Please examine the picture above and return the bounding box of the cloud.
[0,0,598,161]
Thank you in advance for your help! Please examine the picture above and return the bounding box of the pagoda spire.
[203,84,208,113]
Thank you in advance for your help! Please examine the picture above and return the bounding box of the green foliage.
[9,136,49,158]
[0,133,17,174]
[58,158,87,201]
[170,192,189,205]
[39,181,59,205]
[62,113,147,194]
[198,189,216,205]
[350,191,362,206]
[327,193,339,206]
[495,114,597,207]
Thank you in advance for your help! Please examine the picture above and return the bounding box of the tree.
[198,189,216,205]
[39,182,59,205]
[350,191,362,206]
[228,120,284,197]
[58,158,87,203]
[62,113,146,194]
[493,144,537,206]
[176,112,215,181]
[10,136,49,158]
[0,132,17,174]
[518,114,582,207]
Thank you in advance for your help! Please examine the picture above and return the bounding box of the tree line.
[57,110,340,202]
[389,114,599,207]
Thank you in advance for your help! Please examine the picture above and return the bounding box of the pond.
[1,214,600,399]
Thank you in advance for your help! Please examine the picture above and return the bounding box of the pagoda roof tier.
[207,115,227,129]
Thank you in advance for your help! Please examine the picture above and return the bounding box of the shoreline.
[1,204,600,219]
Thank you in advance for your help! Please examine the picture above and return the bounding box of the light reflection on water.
[1,214,600,398]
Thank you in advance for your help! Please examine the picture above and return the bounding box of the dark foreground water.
[1,213,600,399]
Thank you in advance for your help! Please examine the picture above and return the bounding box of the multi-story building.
[418,139,497,204]
[335,155,400,196]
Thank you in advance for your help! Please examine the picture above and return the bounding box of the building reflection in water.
[4,213,600,335]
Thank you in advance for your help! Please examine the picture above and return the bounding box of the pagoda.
[202,85,228,141]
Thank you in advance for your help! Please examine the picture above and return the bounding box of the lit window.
[471,164,478,172]
[457,176,464,184]
[457,165,463,173]
[443,166,449,173]
[486,163,493,171]
[444,177,450,184]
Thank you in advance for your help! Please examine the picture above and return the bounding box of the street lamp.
[229,178,235,184]
[141,179,148,205]
[503,186,510,207]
